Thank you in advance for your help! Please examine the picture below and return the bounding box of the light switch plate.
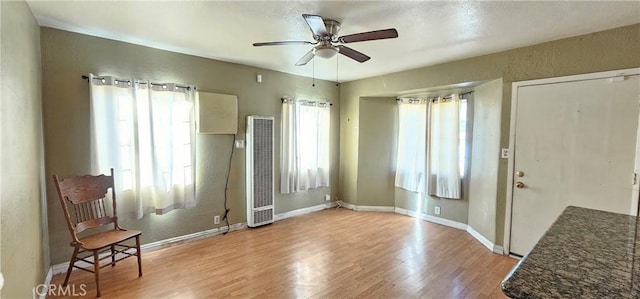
[501,148,509,159]
[234,140,245,149]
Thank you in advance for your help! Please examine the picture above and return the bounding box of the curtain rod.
[81,75,196,91]
[460,91,473,97]
[281,97,333,106]
[396,98,426,103]
[398,91,474,102]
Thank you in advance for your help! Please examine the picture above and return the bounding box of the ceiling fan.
[253,14,398,66]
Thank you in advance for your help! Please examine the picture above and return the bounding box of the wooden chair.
[53,168,142,297]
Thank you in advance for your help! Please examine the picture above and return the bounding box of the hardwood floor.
[49,209,517,298]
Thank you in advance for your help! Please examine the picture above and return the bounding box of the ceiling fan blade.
[337,45,370,63]
[253,41,315,47]
[302,14,328,37]
[338,28,398,43]
[295,49,315,66]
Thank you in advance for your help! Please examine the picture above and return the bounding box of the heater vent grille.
[252,119,273,209]
[246,116,275,227]
[253,209,274,224]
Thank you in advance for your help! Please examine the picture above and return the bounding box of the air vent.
[246,116,275,227]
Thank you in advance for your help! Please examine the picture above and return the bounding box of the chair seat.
[78,229,142,250]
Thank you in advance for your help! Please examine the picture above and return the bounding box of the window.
[117,94,134,191]
[428,94,466,199]
[280,98,331,194]
[459,99,468,176]
[394,94,469,199]
[394,99,427,192]
[89,75,196,218]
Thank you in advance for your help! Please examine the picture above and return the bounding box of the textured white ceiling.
[27,1,640,82]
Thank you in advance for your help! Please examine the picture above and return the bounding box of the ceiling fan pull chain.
[336,55,339,86]
[312,58,315,87]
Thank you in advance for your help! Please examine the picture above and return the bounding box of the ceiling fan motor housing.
[319,19,341,42]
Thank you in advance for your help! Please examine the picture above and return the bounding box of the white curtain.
[428,94,461,199]
[281,98,330,194]
[394,99,427,192]
[89,74,196,219]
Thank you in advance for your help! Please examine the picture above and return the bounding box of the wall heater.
[246,116,275,227]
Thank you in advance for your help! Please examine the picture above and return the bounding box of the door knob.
[515,181,525,189]
[516,171,525,177]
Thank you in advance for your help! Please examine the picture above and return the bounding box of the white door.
[510,73,640,256]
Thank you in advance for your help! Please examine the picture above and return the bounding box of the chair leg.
[63,247,80,286]
[111,245,116,267]
[94,250,101,297]
[136,236,142,277]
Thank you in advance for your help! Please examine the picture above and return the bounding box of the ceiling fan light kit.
[253,14,398,66]
[313,45,339,59]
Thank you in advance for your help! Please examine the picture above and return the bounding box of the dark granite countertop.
[501,206,639,298]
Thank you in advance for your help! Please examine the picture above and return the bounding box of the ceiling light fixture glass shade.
[313,46,339,59]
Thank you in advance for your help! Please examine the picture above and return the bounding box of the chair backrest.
[53,169,119,243]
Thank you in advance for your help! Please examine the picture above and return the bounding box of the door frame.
[503,68,640,255]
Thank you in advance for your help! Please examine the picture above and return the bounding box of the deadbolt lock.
[516,171,525,177]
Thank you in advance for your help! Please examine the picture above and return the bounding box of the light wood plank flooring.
[49,208,517,298]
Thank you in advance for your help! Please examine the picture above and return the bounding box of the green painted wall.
[339,24,640,246]
[1,1,49,297]
[357,97,397,207]
[41,28,341,264]
[467,79,503,241]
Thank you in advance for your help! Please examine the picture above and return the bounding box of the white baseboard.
[141,222,247,252]
[421,214,468,230]
[394,207,419,217]
[395,207,468,230]
[274,202,336,221]
[466,226,505,255]
[340,201,356,210]
[466,226,493,251]
[338,202,394,213]
[44,266,53,285]
[51,261,70,276]
[354,205,395,212]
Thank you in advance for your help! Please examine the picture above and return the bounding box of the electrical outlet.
[324,194,331,201]
[214,215,220,224]
[434,206,441,215]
